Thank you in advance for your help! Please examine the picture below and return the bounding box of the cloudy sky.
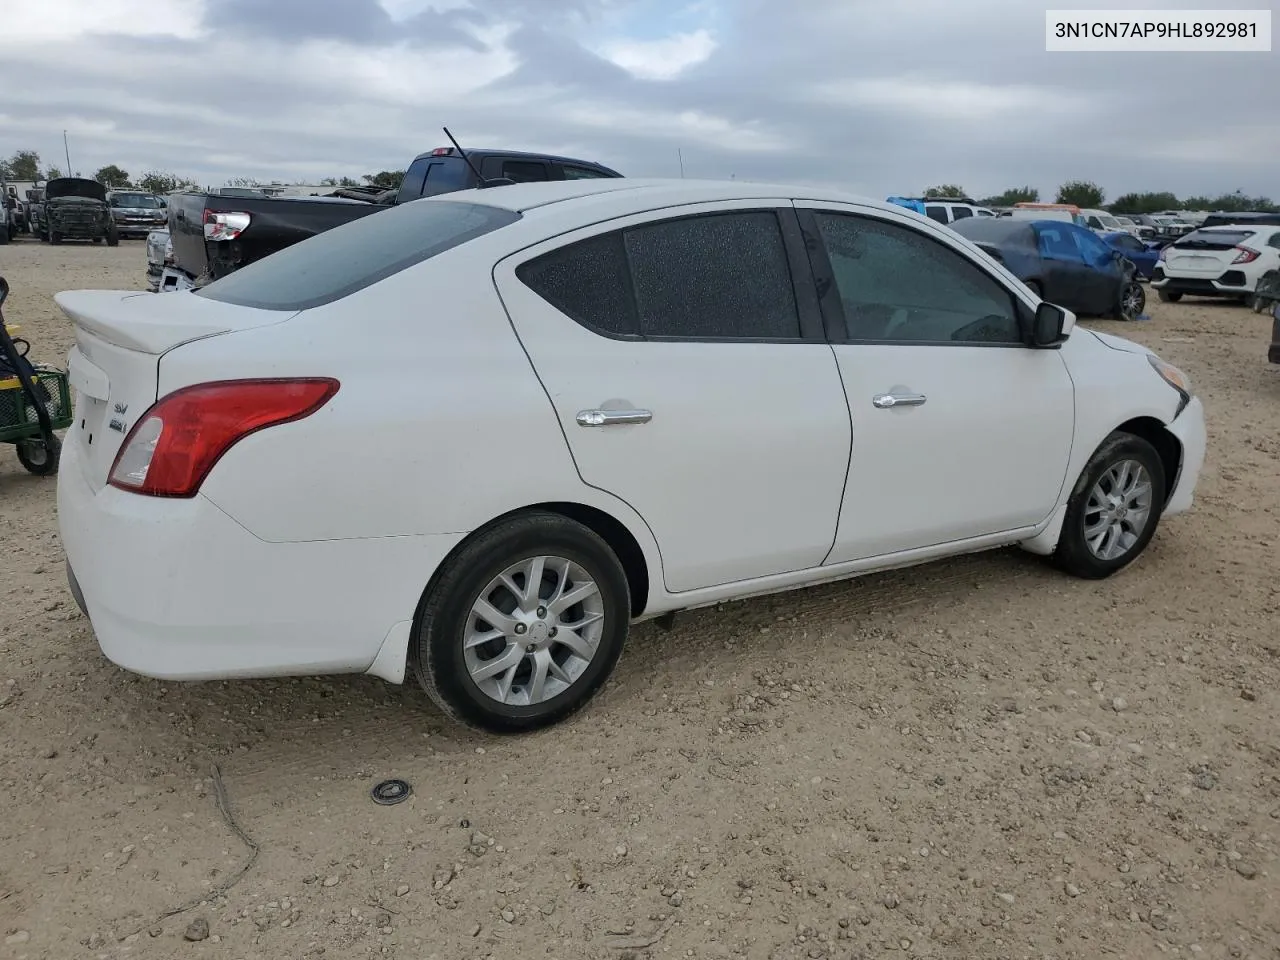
[0,0,1275,202]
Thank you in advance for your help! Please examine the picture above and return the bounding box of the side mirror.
[0,276,8,308]
[1031,301,1071,347]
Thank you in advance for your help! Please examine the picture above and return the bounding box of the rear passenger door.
[492,202,852,594]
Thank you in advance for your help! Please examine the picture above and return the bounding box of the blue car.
[1101,231,1160,280]
[949,217,1146,320]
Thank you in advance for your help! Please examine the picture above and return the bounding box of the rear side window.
[196,200,520,311]
[517,211,802,340]
[561,164,613,180]
[924,205,948,224]
[951,206,973,220]
[502,160,550,182]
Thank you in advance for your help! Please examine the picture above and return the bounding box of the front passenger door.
[796,203,1076,563]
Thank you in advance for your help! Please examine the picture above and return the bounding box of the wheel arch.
[1115,415,1182,505]
[415,501,653,623]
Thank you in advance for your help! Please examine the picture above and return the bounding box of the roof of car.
[439,178,907,216]
[409,147,616,168]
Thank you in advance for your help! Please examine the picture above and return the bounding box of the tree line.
[925,181,1278,215]
[0,148,405,194]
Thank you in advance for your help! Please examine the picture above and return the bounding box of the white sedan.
[56,179,1206,732]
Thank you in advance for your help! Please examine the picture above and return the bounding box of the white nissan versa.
[56,179,1206,732]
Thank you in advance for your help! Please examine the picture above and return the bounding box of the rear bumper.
[1152,269,1254,296]
[57,437,464,682]
[1164,396,1206,517]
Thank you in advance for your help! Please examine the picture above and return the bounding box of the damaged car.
[39,178,118,246]
[107,190,167,239]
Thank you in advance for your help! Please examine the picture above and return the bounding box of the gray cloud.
[0,0,1274,202]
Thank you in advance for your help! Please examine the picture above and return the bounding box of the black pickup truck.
[164,147,622,287]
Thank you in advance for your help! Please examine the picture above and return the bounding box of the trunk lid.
[56,289,293,490]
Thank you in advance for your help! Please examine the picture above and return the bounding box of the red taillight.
[430,147,454,156]
[108,378,339,498]
[1232,246,1260,264]
[203,210,251,241]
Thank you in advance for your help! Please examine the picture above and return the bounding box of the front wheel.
[1157,289,1182,303]
[106,224,119,247]
[411,512,631,733]
[16,436,61,476]
[1052,432,1166,579]
[49,231,62,245]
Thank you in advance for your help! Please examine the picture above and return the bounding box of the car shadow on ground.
[48,546,1065,780]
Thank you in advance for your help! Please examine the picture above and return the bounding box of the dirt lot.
[1,239,1277,960]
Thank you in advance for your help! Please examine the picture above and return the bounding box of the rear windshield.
[195,200,520,311]
[399,156,472,200]
[1176,229,1251,247]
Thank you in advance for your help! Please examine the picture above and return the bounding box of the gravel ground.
[1,239,1278,960]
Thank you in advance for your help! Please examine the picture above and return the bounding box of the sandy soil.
[1,238,1278,960]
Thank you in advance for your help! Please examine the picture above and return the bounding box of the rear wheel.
[16,436,61,476]
[1116,281,1145,321]
[1052,431,1166,580]
[49,231,62,245]
[411,512,631,733]
[1157,289,1182,303]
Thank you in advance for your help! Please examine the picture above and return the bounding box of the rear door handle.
[576,408,653,427]
[872,392,927,409]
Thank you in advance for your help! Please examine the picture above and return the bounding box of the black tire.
[16,436,61,476]
[1051,431,1166,580]
[0,228,8,246]
[38,226,48,243]
[106,224,119,247]
[1157,289,1182,303]
[1116,281,1145,321]
[50,231,62,245]
[411,511,630,733]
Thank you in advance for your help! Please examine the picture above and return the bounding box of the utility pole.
[63,130,72,175]
[677,148,685,179]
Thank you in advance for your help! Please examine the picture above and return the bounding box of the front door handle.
[872,392,927,409]
[576,408,653,427]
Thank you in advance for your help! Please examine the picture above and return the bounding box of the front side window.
[924,205,949,224]
[813,212,1020,345]
[1071,227,1114,268]
[517,210,802,340]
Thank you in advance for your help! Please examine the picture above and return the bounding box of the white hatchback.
[1153,225,1280,306]
[56,179,1207,732]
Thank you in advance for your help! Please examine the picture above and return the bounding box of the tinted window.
[1177,229,1251,247]
[502,160,550,182]
[1087,216,1102,229]
[196,200,520,311]
[420,160,471,197]
[1114,235,1143,251]
[924,205,948,224]
[561,165,612,180]
[1267,232,1280,250]
[626,212,800,339]
[399,158,429,199]
[951,206,974,220]
[518,211,802,340]
[516,234,635,336]
[813,212,1020,344]
[976,208,994,217]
